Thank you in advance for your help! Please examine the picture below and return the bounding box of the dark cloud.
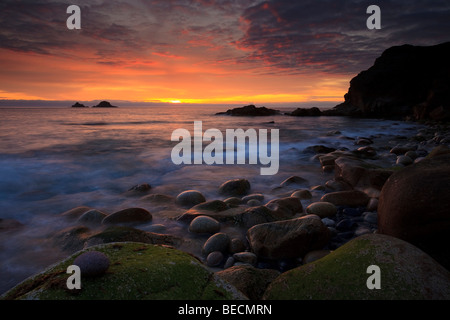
[1,0,449,75]
[237,0,450,74]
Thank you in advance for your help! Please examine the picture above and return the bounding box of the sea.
[0,105,425,294]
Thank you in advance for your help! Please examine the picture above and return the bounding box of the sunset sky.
[1,0,449,106]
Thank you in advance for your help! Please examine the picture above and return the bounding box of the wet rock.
[223,197,242,206]
[175,190,206,207]
[60,206,92,220]
[77,209,108,226]
[290,189,312,200]
[85,226,181,248]
[140,193,175,204]
[72,251,110,277]
[53,226,91,253]
[306,202,337,218]
[102,208,152,225]
[206,251,224,267]
[189,216,220,234]
[242,194,265,203]
[304,145,336,154]
[334,157,393,192]
[320,190,370,207]
[202,233,230,256]
[233,252,257,266]
[247,215,331,260]
[280,176,308,187]
[124,183,152,196]
[246,199,261,206]
[219,179,251,196]
[396,155,413,166]
[0,219,24,232]
[265,197,303,217]
[363,212,378,224]
[228,238,246,254]
[216,265,280,300]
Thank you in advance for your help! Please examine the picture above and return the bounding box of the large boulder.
[263,234,450,300]
[1,242,246,300]
[247,215,331,260]
[378,150,450,269]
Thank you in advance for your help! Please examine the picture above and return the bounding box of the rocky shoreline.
[1,120,450,300]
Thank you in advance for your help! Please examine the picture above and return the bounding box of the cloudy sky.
[0,0,449,105]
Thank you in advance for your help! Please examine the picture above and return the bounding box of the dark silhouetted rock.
[323,42,450,120]
[71,102,88,108]
[92,101,118,108]
[216,105,280,116]
[288,107,322,117]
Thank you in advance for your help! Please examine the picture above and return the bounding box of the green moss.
[263,236,429,300]
[2,242,242,300]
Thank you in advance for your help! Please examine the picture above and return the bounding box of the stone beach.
[2,119,450,300]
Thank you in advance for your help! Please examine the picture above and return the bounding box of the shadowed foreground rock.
[263,234,450,300]
[378,149,450,270]
[1,242,246,300]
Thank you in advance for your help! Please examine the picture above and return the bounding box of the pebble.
[242,194,265,202]
[343,207,362,217]
[363,212,378,224]
[290,189,312,200]
[76,209,107,225]
[247,199,261,206]
[206,251,224,267]
[321,217,336,227]
[202,232,230,256]
[228,238,246,253]
[72,251,110,277]
[224,257,235,269]
[189,216,220,234]
[223,197,242,206]
[396,155,413,166]
[233,252,257,266]
[366,198,378,212]
[336,219,356,231]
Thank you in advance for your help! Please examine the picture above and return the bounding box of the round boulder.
[378,151,450,269]
[306,202,337,218]
[102,208,152,225]
[189,216,220,234]
[218,179,251,196]
[72,251,110,277]
[202,233,230,256]
[176,190,206,208]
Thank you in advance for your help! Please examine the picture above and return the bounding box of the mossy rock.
[1,242,247,300]
[263,234,450,300]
